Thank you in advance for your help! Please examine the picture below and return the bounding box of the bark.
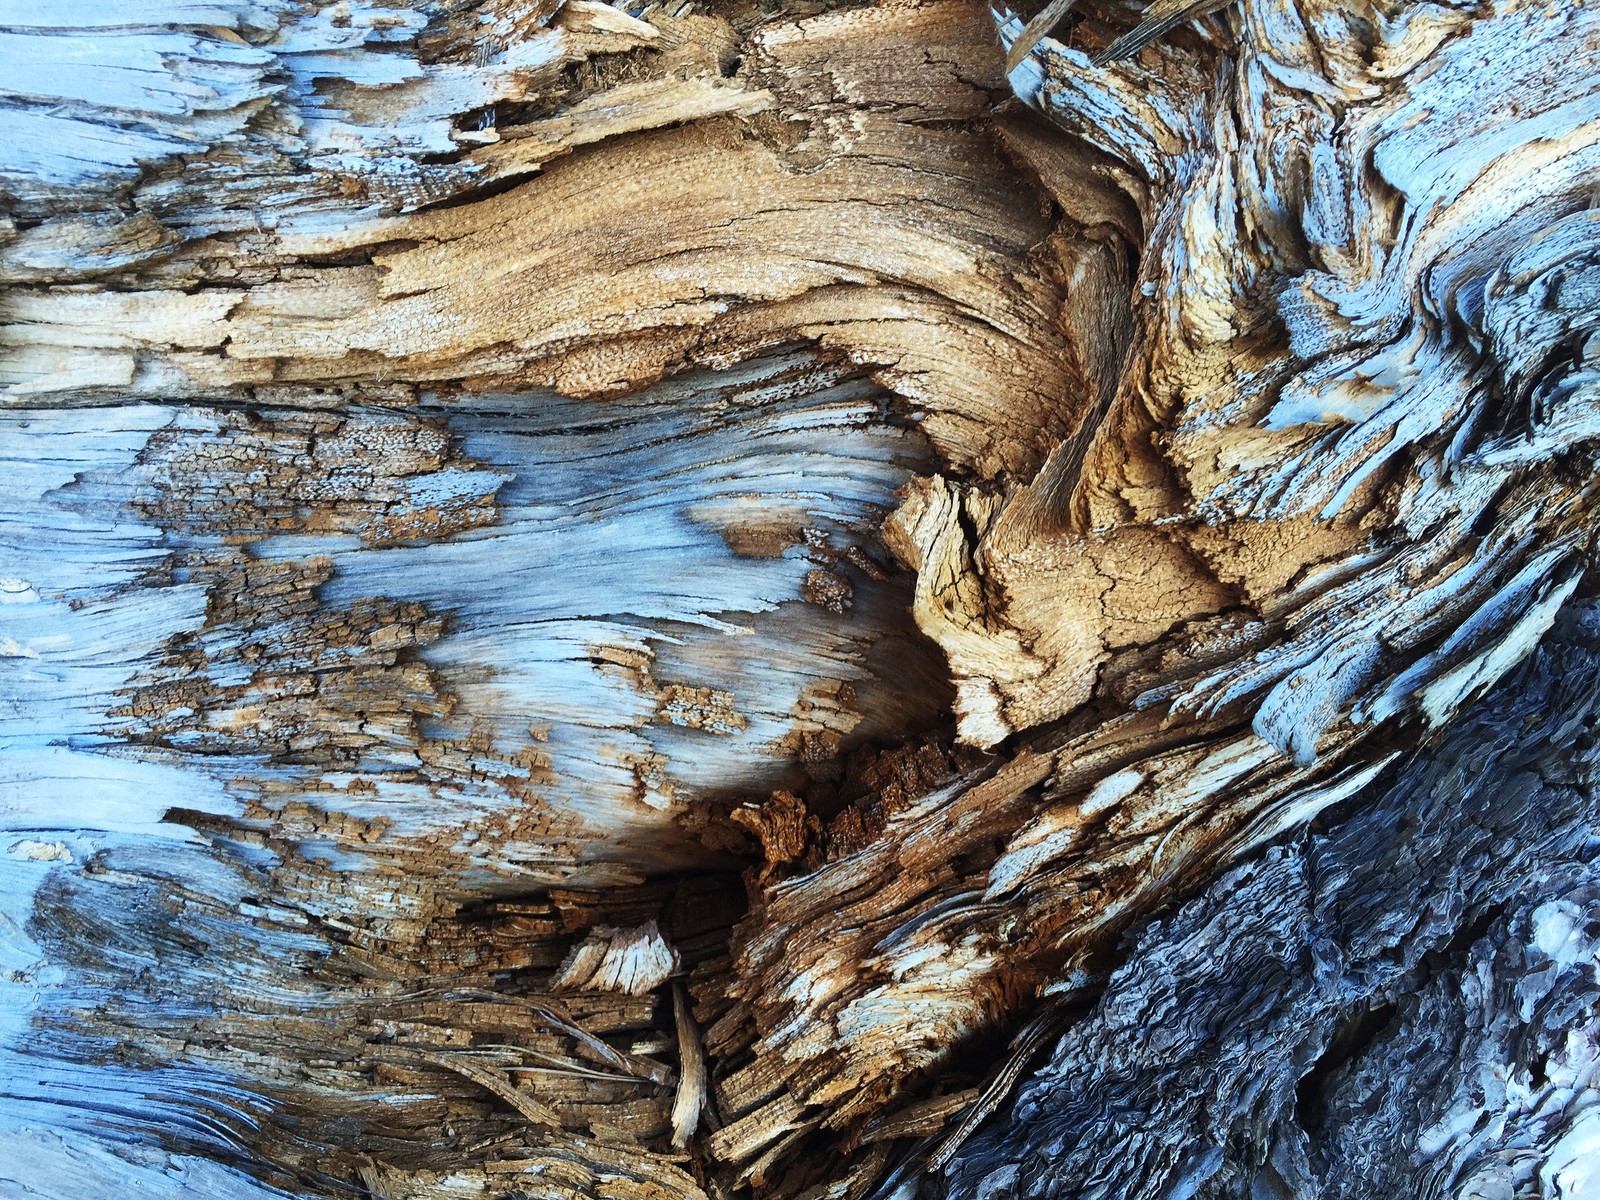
[2,0,1599,1198]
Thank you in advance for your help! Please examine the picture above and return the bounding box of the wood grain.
[4,0,1599,1196]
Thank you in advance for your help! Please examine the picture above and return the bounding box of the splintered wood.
[3,0,1600,1198]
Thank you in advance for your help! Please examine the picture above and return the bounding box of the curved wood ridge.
[2,0,1599,1197]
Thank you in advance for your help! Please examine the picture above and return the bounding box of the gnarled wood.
[3,0,1598,1197]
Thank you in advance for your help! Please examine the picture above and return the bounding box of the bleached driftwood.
[3,0,1599,1197]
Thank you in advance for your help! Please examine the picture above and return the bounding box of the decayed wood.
[938,604,1600,1200]
[3,0,1599,1197]
[687,2,1600,1188]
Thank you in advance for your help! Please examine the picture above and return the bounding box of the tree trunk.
[3,1,1599,1198]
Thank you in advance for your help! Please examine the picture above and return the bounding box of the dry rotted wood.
[3,0,1599,1197]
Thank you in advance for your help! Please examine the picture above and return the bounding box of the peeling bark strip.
[3,0,1600,1197]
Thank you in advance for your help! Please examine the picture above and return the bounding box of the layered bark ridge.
[2,0,1599,1198]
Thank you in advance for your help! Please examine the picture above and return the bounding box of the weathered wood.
[687,2,1600,1187]
[3,0,1599,1196]
[938,602,1600,1200]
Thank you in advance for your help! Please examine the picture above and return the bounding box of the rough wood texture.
[938,603,1600,1200]
[3,0,1599,1196]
